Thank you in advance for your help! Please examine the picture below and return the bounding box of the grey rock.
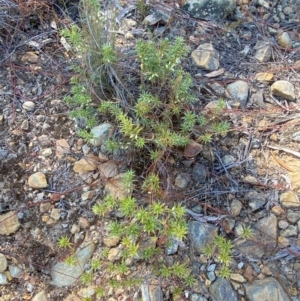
[82,144,90,155]
[209,278,238,301]
[141,278,163,301]
[166,237,179,255]
[222,155,235,165]
[0,148,8,160]
[175,173,190,188]
[50,241,96,287]
[189,221,218,254]
[251,263,261,274]
[283,6,294,15]
[235,236,265,259]
[245,190,267,212]
[207,264,216,272]
[244,277,291,301]
[209,82,225,96]
[9,265,24,278]
[234,221,245,236]
[90,123,113,146]
[0,272,7,284]
[277,32,293,48]
[207,271,216,281]
[271,80,295,101]
[143,14,161,26]
[192,163,207,183]
[280,225,297,237]
[251,138,261,149]
[256,214,277,245]
[27,283,33,292]
[268,26,278,35]
[227,80,249,107]
[32,290,48,301]
[191,43,220,71]
[21,120,29,130]
[143,6,173,25]
[286,210,300,223]
[0,253,7,272]
[278,220,289,229]
[254,41,272,62]
[222,216,236,233]
[230,199,243,216]
[190,293,207,301]
[182,0,236,20]
[191,205,203,214]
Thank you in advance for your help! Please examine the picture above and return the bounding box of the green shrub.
[60,0,232,296]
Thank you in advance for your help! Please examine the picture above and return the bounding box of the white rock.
[0,254,7,272]
[42,148,52,157]
[22,101,36,111]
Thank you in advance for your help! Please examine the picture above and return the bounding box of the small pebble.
[21,120,29,130]
[50,208,60,221]
[0,254,7,272]
[0,273,8,284]
[9,265,24,278]
[22,101,36,111]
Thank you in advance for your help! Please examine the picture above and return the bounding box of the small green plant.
[203,235,233,279]
[219,265,231,279]
[57,236,72,249]
[65,254,77,266]
[81,271,93,284]
[240,225,254,240]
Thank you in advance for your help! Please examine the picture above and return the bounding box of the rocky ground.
[0,0,300,300]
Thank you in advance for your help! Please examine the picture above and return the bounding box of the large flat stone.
[182,0,236,20]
